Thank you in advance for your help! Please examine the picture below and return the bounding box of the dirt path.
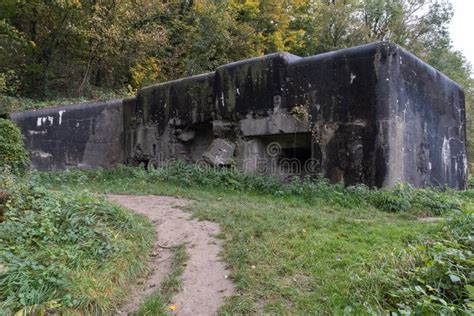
[107,195,234,316]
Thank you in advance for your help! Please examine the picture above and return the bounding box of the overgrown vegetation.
[0,118,154,315]
[0,170,154,314]
[351,204,474,313]
[0,118,29,173]
[37,163,474,314]
[0,117,154,314]
[0,183,154,314]
[39,162,470,216]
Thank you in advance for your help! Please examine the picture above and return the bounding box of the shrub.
[0,118,29,173]
[368,185,413,212]
[367,184,462,215]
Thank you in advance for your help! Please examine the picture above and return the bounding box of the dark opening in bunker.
[262,133,315,177]
[279,147,312,165]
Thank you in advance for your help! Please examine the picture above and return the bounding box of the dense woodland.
[1,0,473,162]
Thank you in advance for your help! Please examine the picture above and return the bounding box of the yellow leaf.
[169,304,177,311]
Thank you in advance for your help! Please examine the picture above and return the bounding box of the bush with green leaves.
[0,118,29,173]
[367,184,464,215]
[0,170,154,314]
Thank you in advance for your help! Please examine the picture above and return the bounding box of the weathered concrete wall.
[285,44,381,186]
[386,45,467,189]
[11,100,124,170]
[12,42,468,189]
[127,42,467,189]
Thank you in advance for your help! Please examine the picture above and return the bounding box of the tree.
[0,0,169,97]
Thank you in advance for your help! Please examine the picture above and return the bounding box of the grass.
[136,244,188,316]
[0,170,155,315]
[36,164,474,314]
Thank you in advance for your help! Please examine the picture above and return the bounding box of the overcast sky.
[449,0,474,70]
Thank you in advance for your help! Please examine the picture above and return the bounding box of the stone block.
[203,139,236,166]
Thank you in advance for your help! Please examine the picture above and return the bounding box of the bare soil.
[107,194,234,316]
[417,216,443,222]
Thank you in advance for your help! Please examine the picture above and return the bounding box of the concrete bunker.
[11,42,468,189]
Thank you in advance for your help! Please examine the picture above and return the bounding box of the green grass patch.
[36,163,474,314]
[0,170,154,315]
[349,204,474,313]
[137,244,188,316]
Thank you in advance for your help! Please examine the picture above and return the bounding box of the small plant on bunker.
[291,104,310,122]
